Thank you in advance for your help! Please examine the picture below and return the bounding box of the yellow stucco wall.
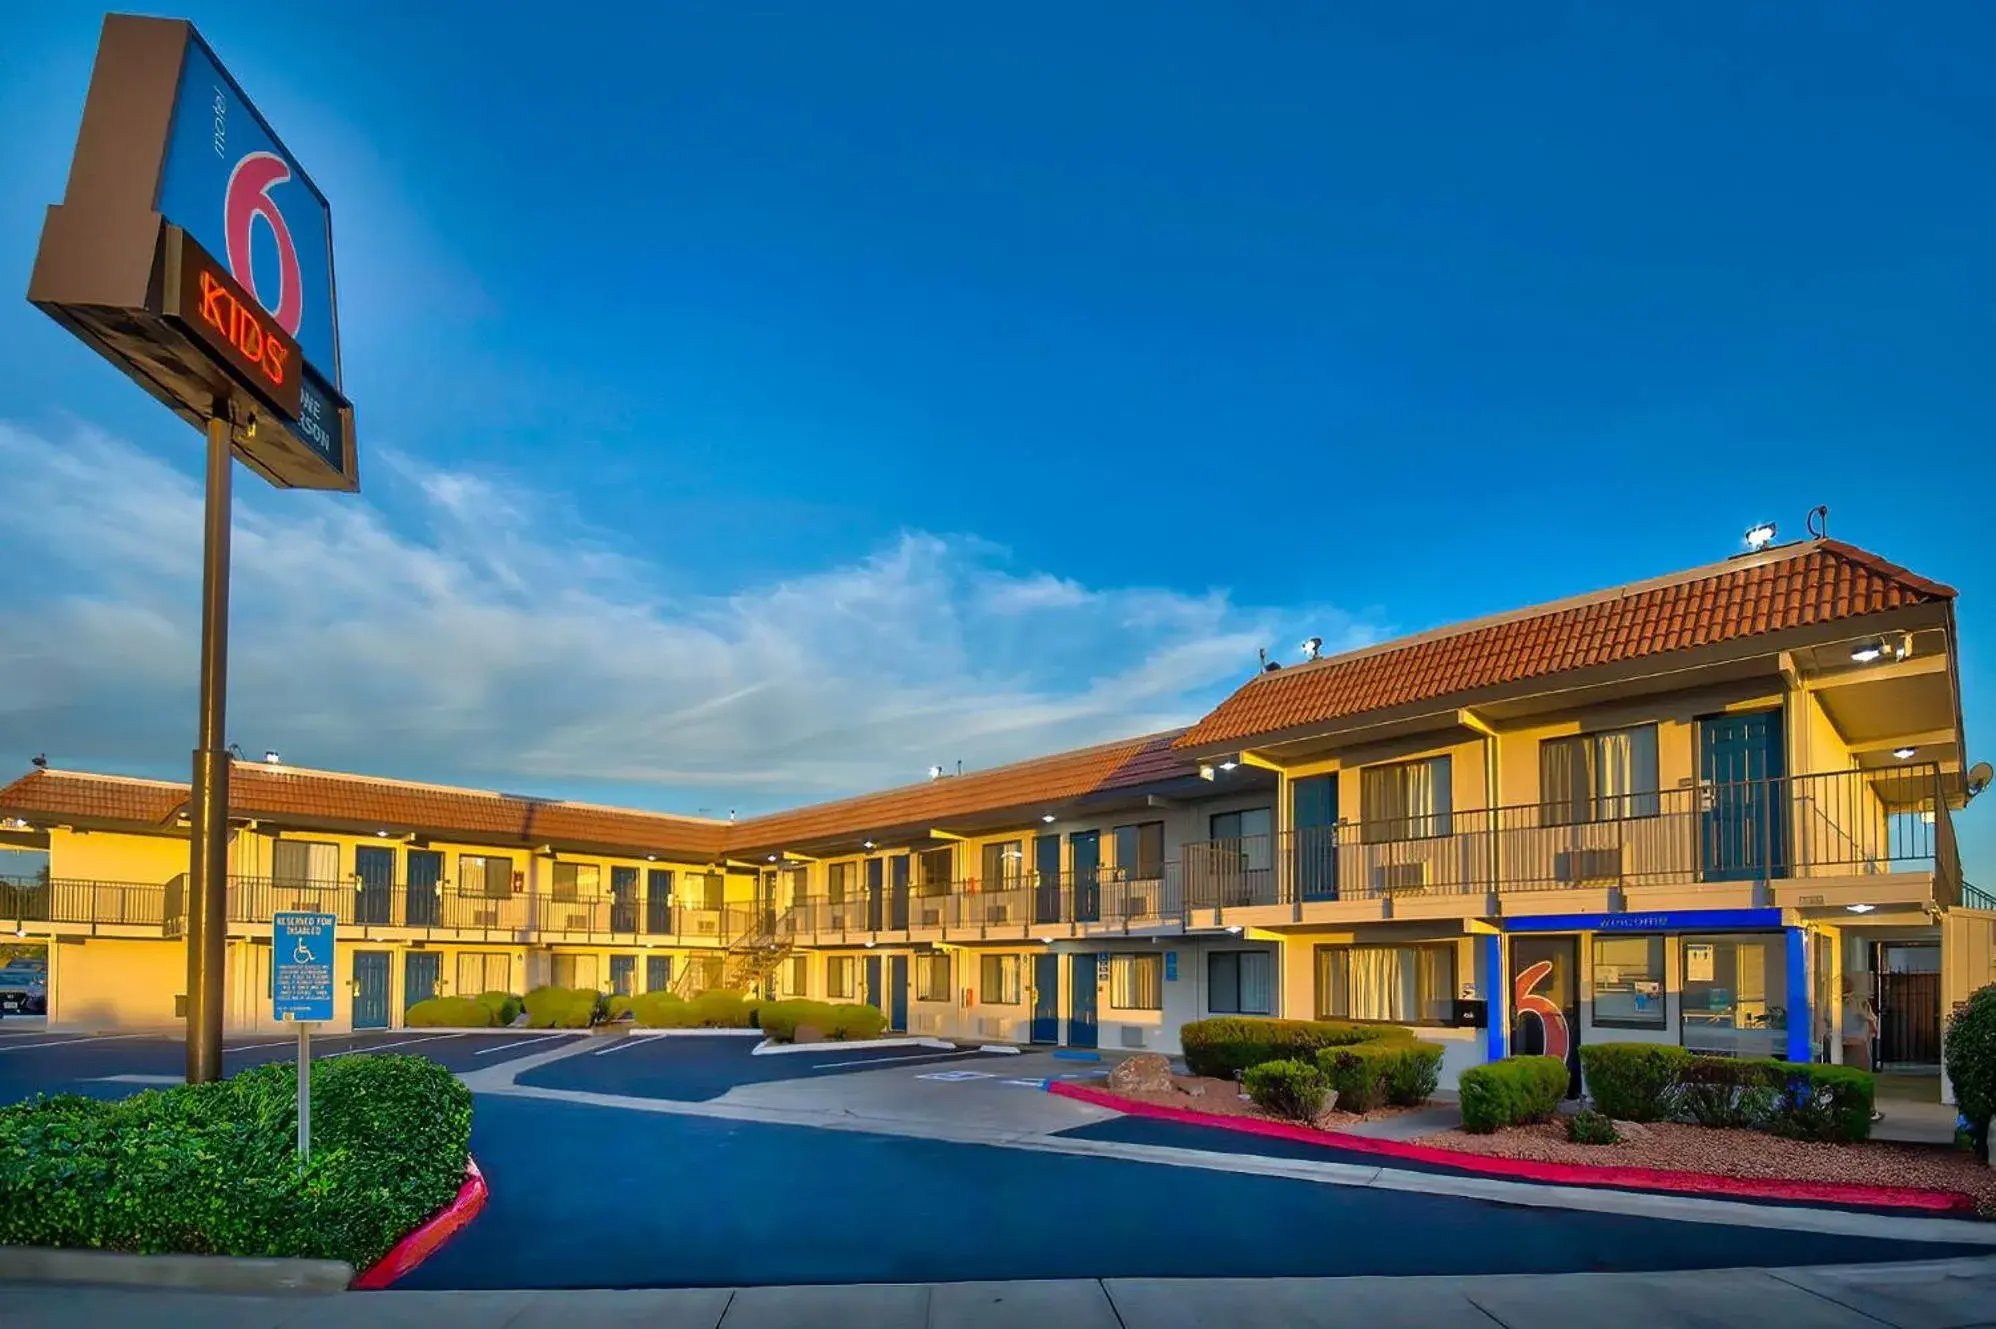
[46,829,189,884]
[50,936,184,1027]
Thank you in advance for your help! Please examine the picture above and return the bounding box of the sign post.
[28,17,358,1083]
[273,911,335,1167]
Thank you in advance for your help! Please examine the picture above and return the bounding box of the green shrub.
[1944,983,1996,1162]
[1671,1055,1783,1129]
[405,996,495,1028]
[1567,1107,1620,1146]
[759,999,838,1041]
[1769,1062,1875,1143]
[829,1003,888,1040]
[1381,1040,1445,1106]
[474,991,524,1026]
[1179,1017,1407,1080]
[687,989,756,1028]
[1242,1059,1329,1122]
[629,991,700,1028]
[0,1054,469,1269]
[606,995,636,1021]
[522,986,603,1029]
[1579,1043,1689,1122]
[1458,1056,1570,1134]
[1317,1040,1446,1113]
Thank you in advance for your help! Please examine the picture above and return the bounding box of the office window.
[1208,951,1274,1015]
[551,862,600,902]
[917,847,953,897]
[609,954,635,997]
[1592,935,1666,1029]
[1541,725,1660,825]
[981,840,1024,889]
[1315,943,1455,1024]
[272,840,338,886]
[980,953,1022,1005]
[1209,807,1272,846]
[1360,756,1453,842]
[827,955,857,1000]
[551,953,601,991]
[460,854,514,899]
[827,862,853,905]
[916,952,952,1002]
[1114,821,1165,879]
[1110,953,1163,1010]
[787,954,809,996]
[1680,933,1787,1058]
[456,951,510,995]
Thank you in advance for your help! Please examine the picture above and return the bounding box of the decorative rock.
[792,1023,827,1044]
[1107,1052,1175,1094]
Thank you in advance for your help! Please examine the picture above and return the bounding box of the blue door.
[1293,773,1339,901]
[646,954,673,992]
[1034,834,1064,924]
[1030,953,1061,1043]
[354,845,395,926]
[866,859,885,931]
[1067,953,1099,1048]
[887,954,909,1031]
[1070,831,1101,923]
[405,849,442,927]
[1701,710,1786,882]
[352,951,390,1029]
[889,857,911,930]
[865,954,883,1010]
[402,951,439,1013]
[611,867,639,932]
[646,868,675,935]
[610,954,636,996]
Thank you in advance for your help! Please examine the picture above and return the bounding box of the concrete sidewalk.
[4,1256,1993,1327]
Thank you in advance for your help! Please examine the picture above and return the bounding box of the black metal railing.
[0,875,173,930]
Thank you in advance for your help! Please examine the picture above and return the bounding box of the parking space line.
[225,1039,302,1053]
[590,1037,649,1057]
[322,1034,457,1058]
[475,1034,573,1057]
[809,1050,979,1070]
[0,1033,153,1055]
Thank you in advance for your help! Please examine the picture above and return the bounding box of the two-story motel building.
[4,538,1991,1097]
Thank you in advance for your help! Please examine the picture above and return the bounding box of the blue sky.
[0,5,1990,871]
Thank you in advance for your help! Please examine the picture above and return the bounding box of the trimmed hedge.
[1180,1017,1407,1080]
[1242,1059,1328,1122]
[1673,1054,1783,1129]
[1772,1061,1874,1143]
[1578,1043,1688,1122]
[475,991,523,1026]
[523,986,607,1029]
[687,989,758,1028]
[629,992,700,1028]
[1459,1056,1569,1133]
[1316,1041,1445,1113]
[406,996,496,1028]
[1944,983,1996,1162]
[757,999,889,1041]
[0,1053,469,1268]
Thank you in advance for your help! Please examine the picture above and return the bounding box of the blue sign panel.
[157,36,339,383]
[1502,908,1783,934]
[273,911,336,1021]
[1164,951,1179,982]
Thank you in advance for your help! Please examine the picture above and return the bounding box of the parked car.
[0,963,46,1015]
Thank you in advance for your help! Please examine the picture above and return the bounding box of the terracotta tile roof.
[1177,540,1956,752]
[0,770,186,827]
[725,730,1197,853]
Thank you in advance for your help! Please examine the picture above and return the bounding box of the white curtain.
[1347,947,1415,1022]
[1239,951,1273,1015]
[1594,726,1659,819]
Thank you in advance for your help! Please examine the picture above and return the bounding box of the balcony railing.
[0,876,173,932]
[1181,764,1960,907]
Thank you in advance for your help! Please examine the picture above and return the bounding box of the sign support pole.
[185,406,233,1085]
[296,1021,310,1169]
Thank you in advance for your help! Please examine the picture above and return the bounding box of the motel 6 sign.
[28,14,356,490]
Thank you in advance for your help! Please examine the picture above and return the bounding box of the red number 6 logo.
[1513,959,1570,1062]
[223,151,303,338]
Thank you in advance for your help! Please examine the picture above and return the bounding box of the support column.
[1785,926,1812,1063]
[1481,931,1507,1062]
[186,410,233,1084]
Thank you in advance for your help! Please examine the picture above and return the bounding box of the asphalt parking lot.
[514,1031,1014,1101]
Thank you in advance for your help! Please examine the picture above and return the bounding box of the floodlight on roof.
[1744,522,1777,551]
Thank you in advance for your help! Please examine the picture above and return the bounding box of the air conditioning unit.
[985,903,1010,924]
[1372,863,1428,893]
[473,908,499,927]
[695,916,718,934]
[1118,1026,1149,1049]
[564,913,590,930]
[1121,893,1153,920]
[919,907,942,926]
[976,1016,1009,1040]
[911,1012,943,1034]
[1555,848,1623,884]
[830,910,849,929]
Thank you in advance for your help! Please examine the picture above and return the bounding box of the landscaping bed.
[1101,1069,1429,1130]
[1420,1118,1996,1217]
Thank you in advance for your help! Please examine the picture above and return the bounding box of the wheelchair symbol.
[292,936,316,965]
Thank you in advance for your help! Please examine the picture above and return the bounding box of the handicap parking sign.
[273,912,335,1022]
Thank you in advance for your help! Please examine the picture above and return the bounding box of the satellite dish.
[1967,761,1993,800]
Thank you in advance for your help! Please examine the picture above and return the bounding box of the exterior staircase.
[673,908,794,999]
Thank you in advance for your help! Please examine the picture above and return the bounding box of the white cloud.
[0,421,1382,812]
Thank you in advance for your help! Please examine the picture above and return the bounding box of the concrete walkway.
[5,1255,1993,1326]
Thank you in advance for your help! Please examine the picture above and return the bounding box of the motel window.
[609,955,635,997]
[461,854,515,899]
[1360,757,1453,842]
[551,862,601,902]
[1208,951,1274,1016]
[980,954,1022,1005]
[828,862,853,905]
[551,953,601,991]
[646,954,673,993]
[1541,725,1660,825]
[698,873,726,911]
[1113,821,1166,880]
[457,952,510,996]
[1592,935,1666,1029]
[787,954,809,996]
[1314,943,1456,1025]
[1680,933,1787,1059]
[272,840,339,887]
[827,956,857,1000]
[1110,953,1163,1010]
[783,867,809,907]
[980,841,1024,890]
[917,847,954,897]
[916,952,952,1002]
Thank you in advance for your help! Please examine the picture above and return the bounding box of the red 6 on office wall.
[1514,959,1571,1062]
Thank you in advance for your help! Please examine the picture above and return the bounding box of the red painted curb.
[351,1156,488,1289]
[1049,1082,1978,1214]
